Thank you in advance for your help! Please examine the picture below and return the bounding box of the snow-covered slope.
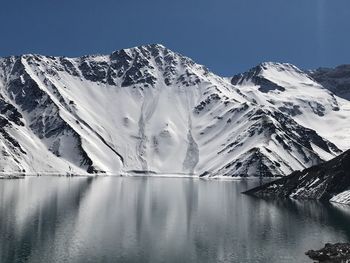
[0,45,349,176]
[231,62,350,151]
[330,190,350,205]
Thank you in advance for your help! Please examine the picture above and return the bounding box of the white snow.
[330,190,350,205]
[233,62,350,151]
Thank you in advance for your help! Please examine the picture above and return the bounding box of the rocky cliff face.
[0,44,349,176]
[244,149,350,202]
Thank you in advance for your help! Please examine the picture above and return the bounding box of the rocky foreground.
[306,243,350,262]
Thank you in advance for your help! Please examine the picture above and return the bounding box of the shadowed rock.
[306,243,350,262]
[243,150,350,202]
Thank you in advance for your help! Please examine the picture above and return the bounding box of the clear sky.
[1,0,349,76]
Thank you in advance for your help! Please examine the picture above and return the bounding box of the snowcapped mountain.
[231,62,350,151]
[0,44,349,176]
[243,149,350,204]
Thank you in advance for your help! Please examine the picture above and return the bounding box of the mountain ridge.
[0,44,349,176]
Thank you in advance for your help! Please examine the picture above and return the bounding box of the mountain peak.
[130,43,166,51]
[257,62,304,74]
[111,43,187,63]
[231,61,312,90]
[144,43,167,50]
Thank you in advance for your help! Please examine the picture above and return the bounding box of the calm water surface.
[1,176,350,263]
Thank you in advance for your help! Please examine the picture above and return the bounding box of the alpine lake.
[1,176,349,263]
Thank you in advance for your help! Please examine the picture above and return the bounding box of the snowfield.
[0,44,349,177]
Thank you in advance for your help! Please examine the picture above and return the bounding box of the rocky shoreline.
[0,174,25,179]
[243,149,350,205]
[306,243,350,262]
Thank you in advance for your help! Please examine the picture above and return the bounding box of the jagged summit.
[110,43,170,59]
[3,43,176,62]
[109,43,207,73]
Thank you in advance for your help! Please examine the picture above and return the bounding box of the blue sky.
[1,0,349,75]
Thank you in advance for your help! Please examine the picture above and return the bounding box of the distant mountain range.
[0,44,349,176]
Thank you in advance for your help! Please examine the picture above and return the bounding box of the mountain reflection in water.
[0,176,349,263]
